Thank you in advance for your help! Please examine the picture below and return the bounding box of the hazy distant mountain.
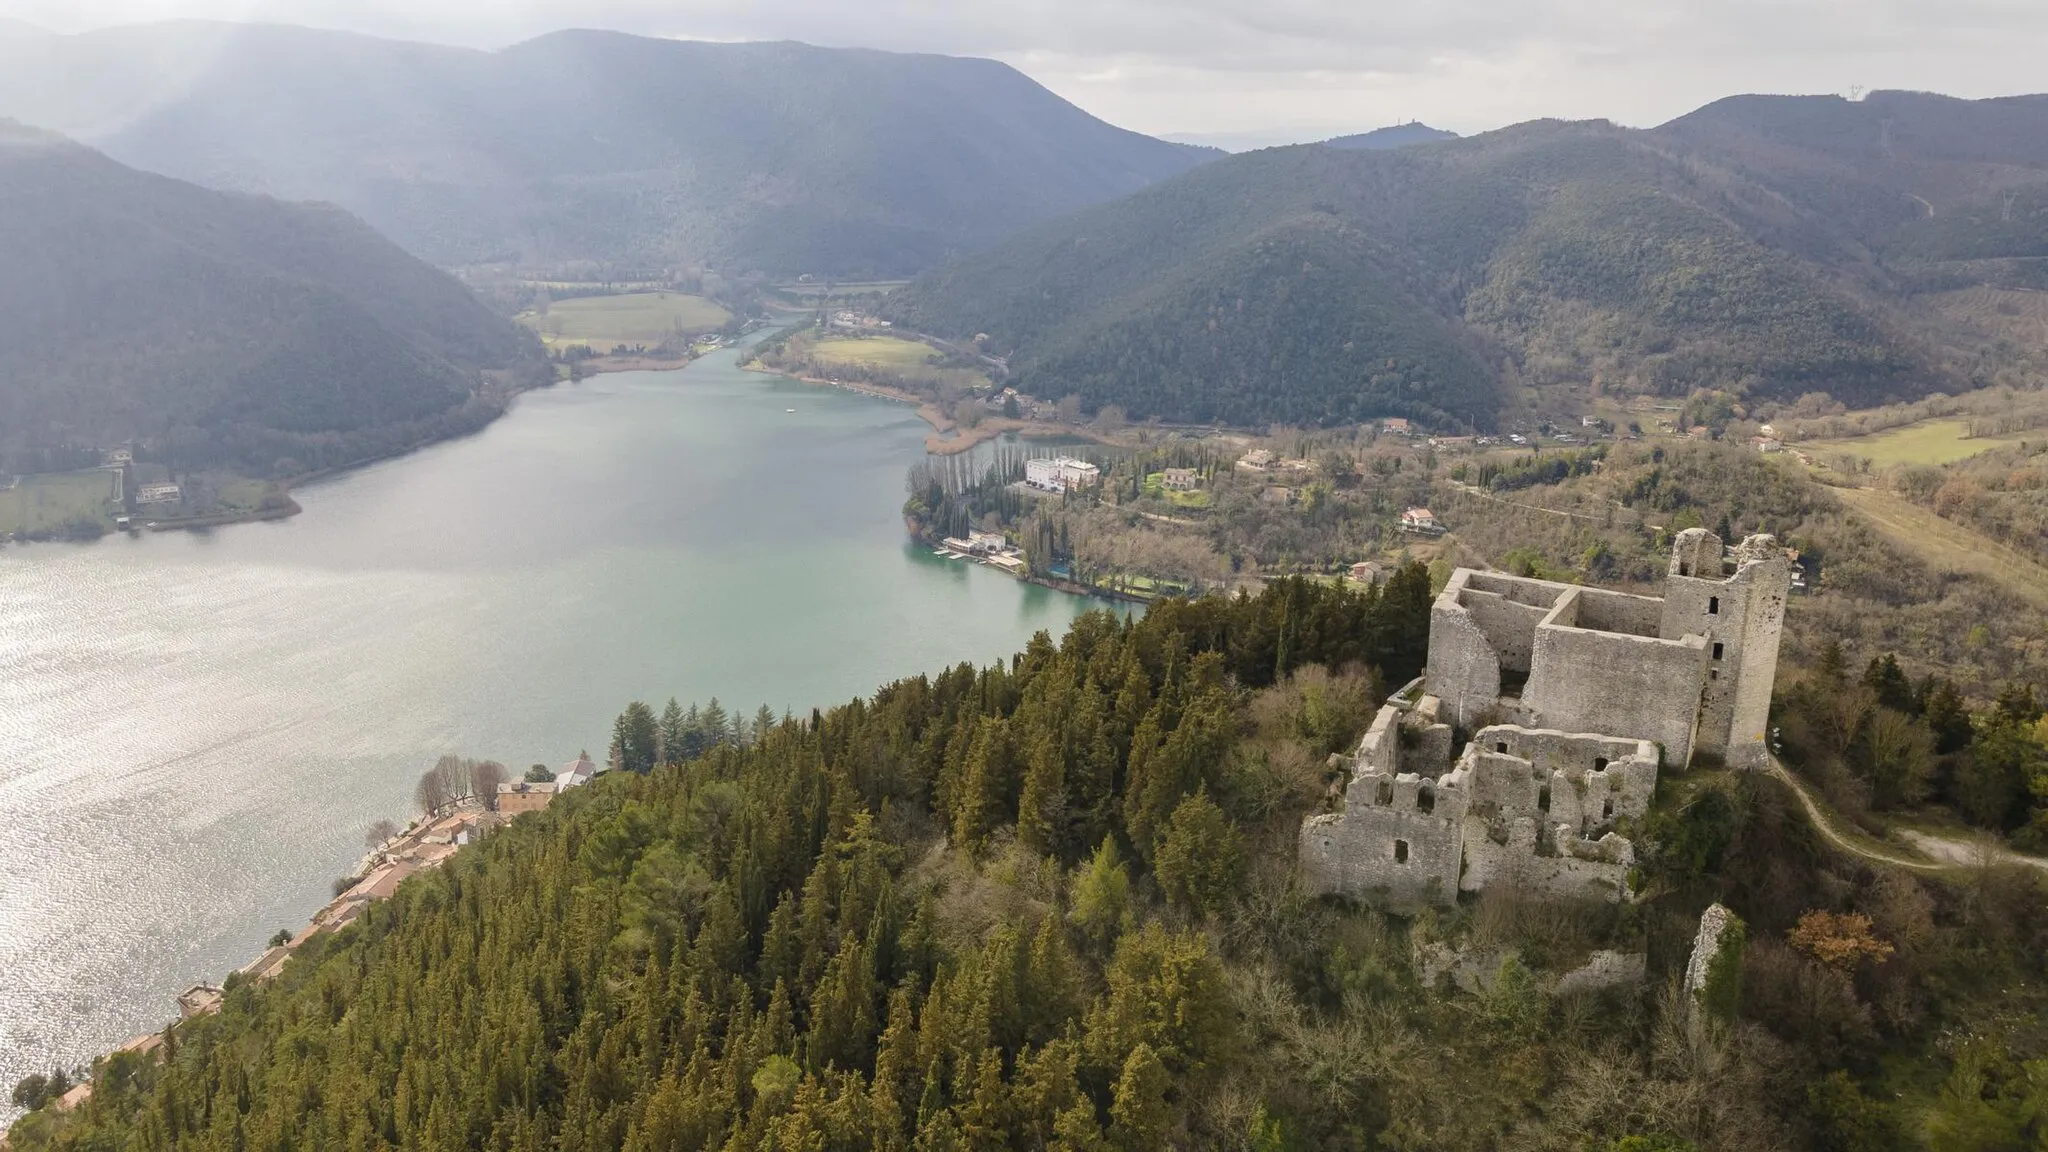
[0,122,537,475]
[0,22,1209,277]
[890,92,2048,429]
[1320,123,1460,150]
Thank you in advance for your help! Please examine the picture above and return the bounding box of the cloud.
[5,0,2046,137]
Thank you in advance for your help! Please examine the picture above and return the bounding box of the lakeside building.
[1025,456,1101,492]
[497,779,556,814]
[557,752,598,791]
[1299,531,1791,911]
[136,482,181,505]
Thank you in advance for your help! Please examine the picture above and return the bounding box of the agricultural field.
[0,469,117,537]
[516,292,731,352]
[1804,418,2027,467]
[803,334,990,391]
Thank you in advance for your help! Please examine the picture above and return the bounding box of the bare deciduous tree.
[469,759,507,803]
[365,819,401,849]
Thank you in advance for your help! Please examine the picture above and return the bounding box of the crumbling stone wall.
[1524,619,1708,766]
[1660,530,1790,766]
[1303,533,1789,911]
[1300,769,1465,912]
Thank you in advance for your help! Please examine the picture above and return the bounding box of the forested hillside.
[16,575,2048,1151]
[0,123,540,476]
[0,23,1209,277]
[890,93,2048,430]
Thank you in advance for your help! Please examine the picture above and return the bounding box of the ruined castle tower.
[1298,532,1792,910]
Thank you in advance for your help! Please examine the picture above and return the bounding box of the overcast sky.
[5,0,2044,145]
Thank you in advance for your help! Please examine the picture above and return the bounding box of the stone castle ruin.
[1300,530,1790,910]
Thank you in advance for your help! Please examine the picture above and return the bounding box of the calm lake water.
[0,346,1108,1096]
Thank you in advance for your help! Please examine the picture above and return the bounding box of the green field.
[0,469,117,536]
[1807,419,2026,467]
[517,293,731,351]
[805,334,989,390]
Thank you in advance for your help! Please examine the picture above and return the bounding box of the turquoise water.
[0,346,1109,1095]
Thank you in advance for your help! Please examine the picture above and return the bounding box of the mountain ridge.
[0,125,540,476]
[888,94,2048,428]
[0,21,1211,276]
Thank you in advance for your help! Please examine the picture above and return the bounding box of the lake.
[0,346,1109,1095]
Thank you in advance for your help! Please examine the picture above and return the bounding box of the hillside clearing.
[1805,418,2026,467]
[517,293,731,351]
[1833,483,2048,605]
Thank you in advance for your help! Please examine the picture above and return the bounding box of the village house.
[1349,561,1387,586]
[177,984,223,1019]
[496,779,556,814]
[1382,418,1412,435]
[1399,507,1446,536]
[1025,456,1101,492]
[557,752,599,791]
[1235,449,1276,473]
[1161,467,1200,491]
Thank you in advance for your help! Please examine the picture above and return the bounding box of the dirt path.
[1764,755,2048,873]
[1831,485,2048,606]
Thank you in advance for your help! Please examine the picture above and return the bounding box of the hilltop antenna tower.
[2004,189,2021,222]
[1848,84,1866,102]
[1878,118,1895,161]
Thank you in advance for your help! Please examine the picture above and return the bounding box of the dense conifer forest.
[14,575,2048,1151]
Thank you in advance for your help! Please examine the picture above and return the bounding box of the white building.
[557,752,598,791]
[136,483,181,505]
[1025,457,1101,492]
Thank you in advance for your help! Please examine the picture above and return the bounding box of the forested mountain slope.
[892,93,2048,430]
[0,22,1209,276]
[1321,122,1459,150]
[14,575,2048,1151]
[0,123,538,475]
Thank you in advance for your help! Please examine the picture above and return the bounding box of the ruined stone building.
[1299,531,1790,910]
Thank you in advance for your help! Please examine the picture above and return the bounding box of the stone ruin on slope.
[1299,530,1791,911]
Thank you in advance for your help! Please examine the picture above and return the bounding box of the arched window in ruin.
[1593,757,1609,772]
[1538,783,1552,813]
[1417,784,1435,814]
[1394,839,1410,863]
[1376,779,1394,805]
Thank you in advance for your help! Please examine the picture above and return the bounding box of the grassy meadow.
[1805,418,2025,466]
[517,292,731,352]
[0,469,117,536]
[802,333,989,390]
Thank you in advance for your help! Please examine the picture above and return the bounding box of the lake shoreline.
[739,360,1120,456]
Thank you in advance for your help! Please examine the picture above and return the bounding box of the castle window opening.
[1710,669,1719,680]
[1712,642,1724,660]
[1495,741,1508,753]
[1602,799,1615,820]
[1593,757,1608,772]
[1394,839,1410,863]
[1417,785,1436,814]
[1376,779,1394,805]
[1707,596,1720,615]
[1538,783,1552,812]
